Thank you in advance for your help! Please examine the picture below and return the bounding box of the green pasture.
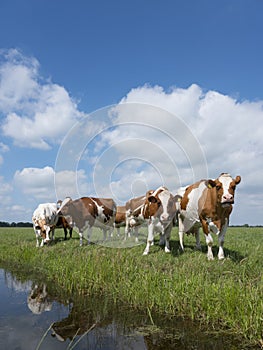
[0,226,262,347]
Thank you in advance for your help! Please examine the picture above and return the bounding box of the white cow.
[32,203,59,247]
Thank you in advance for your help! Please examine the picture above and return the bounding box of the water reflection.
[0,267,257,350]
[27,283,52,314]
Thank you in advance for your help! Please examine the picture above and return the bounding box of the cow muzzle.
[221,200,234,208]
[160,214,171,224]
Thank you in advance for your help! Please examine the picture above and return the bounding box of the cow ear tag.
[208,183,212,189]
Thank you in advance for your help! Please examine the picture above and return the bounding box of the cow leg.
[108,226,114,239]
[87,227,92,244]
[44,226,51,244]
[34,228,41,247]
[63,227,67,240]
[143,221,155,255]
[50,227,55,241]
[103,228,107,241]
[195,227,202,250]
[134,226,139,243]
[69,228,73,239]
[218,219,228,260]
[201,220,214,260]
[178,215,185,251]
[159,234,165,246]
[205,233,214,260]
[124,211,131,240]
[36,235,40,247]
[124,224,130,240]
[79,231,83,246]
[164,224,172,253]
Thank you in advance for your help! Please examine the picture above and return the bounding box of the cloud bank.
[0,50,262,224]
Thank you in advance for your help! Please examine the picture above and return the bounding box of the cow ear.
[148,196,157,203]
[146,190,154,197]
[57,197,72,213]
[235,175,241,185]
[207,179,216,188]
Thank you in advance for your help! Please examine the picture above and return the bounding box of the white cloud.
[14,166,55,199]
[14,166,89,203]
[112,84,263,182]
[0,49,83,149]
[80,83,262,224]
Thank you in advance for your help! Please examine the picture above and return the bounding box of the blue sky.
[0,0,263,224]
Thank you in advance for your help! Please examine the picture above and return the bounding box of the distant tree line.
[0,221,261,228]
[0,221,33,227]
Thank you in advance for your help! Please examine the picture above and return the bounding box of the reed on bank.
[0,226,262,347]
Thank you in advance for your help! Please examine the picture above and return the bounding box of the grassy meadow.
[0,226,262,347]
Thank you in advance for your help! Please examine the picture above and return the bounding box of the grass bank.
[0,226,262,347]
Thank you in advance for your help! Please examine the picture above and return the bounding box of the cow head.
[145,187,176,223]
[57,197,72,216]
[32,217,50,243]
[208,173,241,207]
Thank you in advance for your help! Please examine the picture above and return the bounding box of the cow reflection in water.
[27,283,52,314]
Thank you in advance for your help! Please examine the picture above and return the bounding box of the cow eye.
[216,185,222,191]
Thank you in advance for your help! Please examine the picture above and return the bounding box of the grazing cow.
[32,203,59,247]
[57,197,116,246]
[125,195,148,242]
[142,186,178,255]
[178,173,241,260]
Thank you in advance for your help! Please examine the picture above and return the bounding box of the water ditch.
[0,266,258,350]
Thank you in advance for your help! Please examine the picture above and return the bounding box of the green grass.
[0,226,262,347]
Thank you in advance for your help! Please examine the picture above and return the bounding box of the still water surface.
[0,267,257,350]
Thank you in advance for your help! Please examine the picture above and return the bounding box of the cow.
[142,186,178,255]
[57,197,117,246]
[178,173,241,260]
[56,200,73,240]
[32,203,59,247]
[125,194,148,242]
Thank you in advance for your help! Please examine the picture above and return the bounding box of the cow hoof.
[143,251,148,256]
[207,255,214,261]
[218,255,225,260]
[164,247,171,253]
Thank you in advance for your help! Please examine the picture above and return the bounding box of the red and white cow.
[142,186,178,255]
[32,203,59,247]
[178,173,241,260]
[57,197,116,246]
